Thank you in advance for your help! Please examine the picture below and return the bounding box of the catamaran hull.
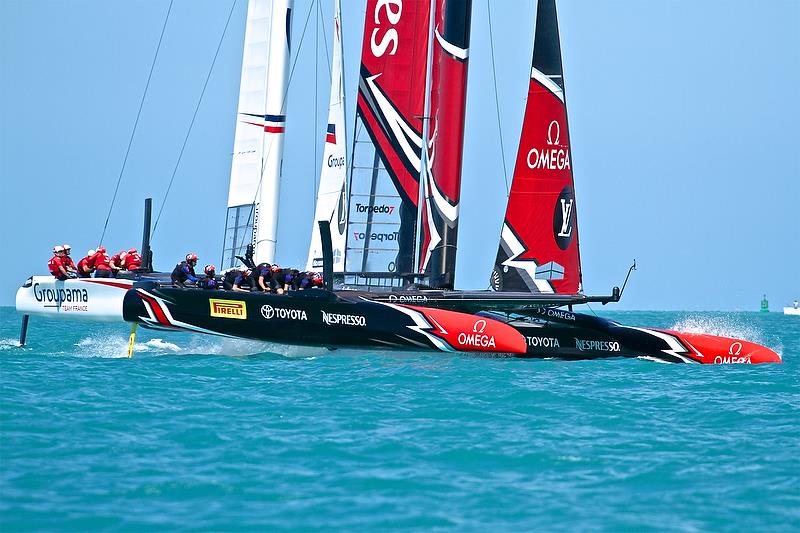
[121,286,781,364]
[16,276,134,322]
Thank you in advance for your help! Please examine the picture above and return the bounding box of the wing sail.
[222,0,293,268]
[344,0,432,283]
[491,0,582,294]
[306,0,347,272]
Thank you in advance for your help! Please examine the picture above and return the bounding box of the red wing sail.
[417,0,472,289]
[345,0,431,277]
[491,0,582,294]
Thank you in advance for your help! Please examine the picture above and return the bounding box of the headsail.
[491,0,582,294]
[222,0,293,268]
[344,0,432,282]
[306,0,347,272]
[417,0,473,289]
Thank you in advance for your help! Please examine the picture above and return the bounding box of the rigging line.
[314,0,319,206]
[151,0,237,239]
[98,0,174,246]
[487,0,510,196]
[319,0,331,80]
[233,0,317,255]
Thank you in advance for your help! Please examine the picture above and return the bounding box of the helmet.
[244,268,252,276]
[53,245,64,253]
[62,244,71,251]
[97,246,106,254]
[270,264,281,273]
[87,249,96,257]
[128,248,138,254]
[204,264,216,275]
[312,273,323,285]
[186,253,198,263]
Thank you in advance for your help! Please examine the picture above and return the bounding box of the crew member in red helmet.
[124,248,142,270]
[92,246,114,278]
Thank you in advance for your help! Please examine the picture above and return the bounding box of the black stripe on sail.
[442,0,472,51]
[532,0,564,87]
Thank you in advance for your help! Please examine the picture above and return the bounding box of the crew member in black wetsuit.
[293,271,324,290]
[221,268,240,290]
[198,265,218,290]
[171,253,199,287]
[254,262,273,292]
[269,266,298,294]
[232,269,254,292]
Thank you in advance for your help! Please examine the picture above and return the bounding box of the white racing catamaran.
[16,0,781,364]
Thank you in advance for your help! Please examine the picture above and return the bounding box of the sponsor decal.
[321,311,366,327]
[388,294,428,303]
[536,307,576,321]
[713,342,751,363]
[526,120,571,171]
[355,203,396,215]
[574,338,621,352]
[526,336,561,348]
[33,283,89,306]
[260,304,308,321]
[714,355,752,364]
[327,155,345,168]
[353,230,399,243]
[553,186,575,250]
[457,319,496,349]
[370,0,402,57]
[209,299,247,319]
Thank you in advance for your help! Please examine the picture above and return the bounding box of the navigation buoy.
[760,294,769,313]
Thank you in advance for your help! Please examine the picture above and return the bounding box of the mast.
[490,0,582,294]
[306,0,347,272]
[417,0,473,289]
[222,0,294,269]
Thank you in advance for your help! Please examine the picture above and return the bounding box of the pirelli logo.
[209,299,247,319]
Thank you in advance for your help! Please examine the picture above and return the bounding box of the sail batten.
[491,0,582,294]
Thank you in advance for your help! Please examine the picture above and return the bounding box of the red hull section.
[663,330,782,364]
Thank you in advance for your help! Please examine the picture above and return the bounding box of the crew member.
[198,265,219,290]
[48,245,70,280]
[76,249,96,278]
[254,262,273,292]
[109,250,127,275]
[92,247,115,278]
[270,266,297,294]
[294,271,324,290]
[124,248,142,271]
[222,268,242,291]
[171,253,199,287]
[232,269,254,292]
[61,244,77,274]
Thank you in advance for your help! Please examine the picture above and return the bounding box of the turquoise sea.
[1,306,797,531]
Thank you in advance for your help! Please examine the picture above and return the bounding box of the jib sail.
[344,0,431,283]
[222,0,293,268]
[417,0,472,289]
[491,0,582,294]
[306,0,347,272]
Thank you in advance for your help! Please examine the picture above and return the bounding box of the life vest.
[93,251,112,270]
[48,255,63,276]
[124,252,142,270]
[171,261,191,283]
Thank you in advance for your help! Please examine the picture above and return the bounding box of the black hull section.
[121,284,780,363]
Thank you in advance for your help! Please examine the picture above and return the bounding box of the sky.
[1,0,798,310]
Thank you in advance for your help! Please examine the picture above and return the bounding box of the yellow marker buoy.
[127,323,138,358]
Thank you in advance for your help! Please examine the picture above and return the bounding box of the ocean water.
[1,306,797,531]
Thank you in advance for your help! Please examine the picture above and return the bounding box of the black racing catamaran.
[17,0,781,364]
